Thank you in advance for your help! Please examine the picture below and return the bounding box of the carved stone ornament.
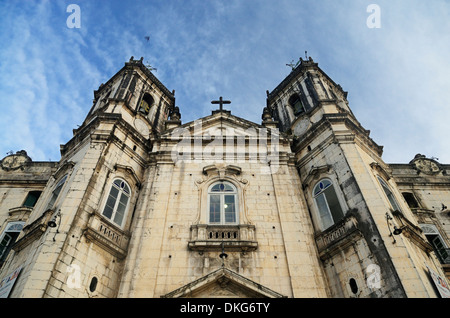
[0,150,31,171]
[196,164,248,186]
[133,118,150,138]
[410,154,441,175]
[292,117,310,137]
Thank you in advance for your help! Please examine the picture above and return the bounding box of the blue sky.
[0,0,449,164]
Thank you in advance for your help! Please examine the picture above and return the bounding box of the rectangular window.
[432,236,449,263]
[316,194,334,230]
[402,192,419,209]
[324,186,344,223]
[46,175,67,211]
[103,187,119,219]
[0,233,12,259]
[379,177,401,212]
[224,195,236,223]
[386,192,401,212]
[209,195,221,223]
[23,191,42,208]
[0,230,20,264]
[113,193,129,225]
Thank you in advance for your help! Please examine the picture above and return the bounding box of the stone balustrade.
[188,224,257,252]
[84,212,130,259]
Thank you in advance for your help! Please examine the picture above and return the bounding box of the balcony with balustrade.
[188,224,258,253]
[84,212,131,259]
[314,214,363,260]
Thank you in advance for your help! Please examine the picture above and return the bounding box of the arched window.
[46,175,68,211]
[0,222,24,265]
[313,179,344,230]
[288,94,305,116]
[420,224,449,263]
[377,177,401,212]
[138,93,154,115]
[208,181,238,225]
[102,179,131,227]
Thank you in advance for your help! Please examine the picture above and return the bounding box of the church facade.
[1,57,449,298]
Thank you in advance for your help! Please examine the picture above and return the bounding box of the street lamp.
[386,212,402,243]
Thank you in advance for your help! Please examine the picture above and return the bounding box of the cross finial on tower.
[286,57,301,71]
[211,96,231,112]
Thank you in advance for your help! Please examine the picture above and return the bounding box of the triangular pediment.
[162,110,276,139]
[161,267,286,298]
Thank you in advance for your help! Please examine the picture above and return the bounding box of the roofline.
[94,57,175,102]
[163,110,281,136]
[267,57,347,102]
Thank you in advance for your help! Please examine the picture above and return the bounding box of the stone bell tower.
[0,57,178,298]
[266,57,446,298]
[83,56,176,136]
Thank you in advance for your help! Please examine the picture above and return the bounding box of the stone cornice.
[292,113,383,158]
[60,113,153,162]
[60,113,120,157]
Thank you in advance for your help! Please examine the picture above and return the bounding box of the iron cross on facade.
[211,96,231,111]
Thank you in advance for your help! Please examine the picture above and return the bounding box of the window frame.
[22,191,42,208]
[420,224,449,263]
[377,177,402,212]
[207,181,239,225]
[0,221,24,264]
[288,93,305,116]
[46,175,68,211]
[312,178,345,231]
[402,192,420,209]
[101,178,131,228]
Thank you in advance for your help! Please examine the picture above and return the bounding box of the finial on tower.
[286,57,302,71]
[211,96,231,112]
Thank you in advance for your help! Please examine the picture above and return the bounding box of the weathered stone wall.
[390,161,450,280]
[1,58,449,299]
[117,114,329,298]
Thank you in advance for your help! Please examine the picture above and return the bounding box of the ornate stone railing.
[207,227,239,240]
[84,213,131,259]
[315,215,362,258]
[188,224,258,252]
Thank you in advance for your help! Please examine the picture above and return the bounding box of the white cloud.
[0,0,449,165]
[0,1,95,160]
